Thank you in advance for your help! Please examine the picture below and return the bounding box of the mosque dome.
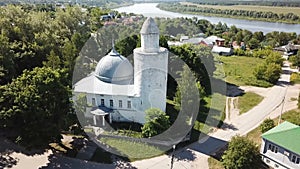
[95,48,133,84]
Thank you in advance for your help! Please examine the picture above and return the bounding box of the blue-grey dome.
[95,48,133,84]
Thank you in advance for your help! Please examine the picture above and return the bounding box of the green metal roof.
[262,121,300,155]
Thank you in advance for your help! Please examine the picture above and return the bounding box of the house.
[168,36,203,46]
[260,121,300,169]
[274,43,299,56]
[211,46,233,56]
[200,36,225,47]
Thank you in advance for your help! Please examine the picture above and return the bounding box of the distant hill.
[0,0,133,7]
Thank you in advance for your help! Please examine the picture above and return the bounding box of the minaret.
[133,17,168,113]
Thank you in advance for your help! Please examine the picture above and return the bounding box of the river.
[115,3,300,34]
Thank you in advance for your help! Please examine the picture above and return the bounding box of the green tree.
[265,52,284,65]
[222,136,261,169]
[289,51,300,67]
[0,34,15,84]
[260,118,275,133]
[252,31,265,42]
[0,67,72,147]
[254,63,267,80]
[254,62,281,84]
[43,50,61,69]
[141,108,170,138]
[248,38,260,49]
[264,63,282,84]
[115,35,139,57]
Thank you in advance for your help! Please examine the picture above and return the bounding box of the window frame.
[101,99,104,106]
[92,98,96,106]
[127,100,131,109]
[119,100,122,108]
[110,99,113,108]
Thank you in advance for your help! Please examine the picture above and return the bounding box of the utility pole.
[278,84,289,125]
[170,145,176,169]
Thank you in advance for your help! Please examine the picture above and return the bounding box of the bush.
[260,118,275,133]
[141,108,170,138]
[253,51,282,84]
[289,51,300,67]
[290,72,300,84]
[298,93,300,109]
[222,136,261,169]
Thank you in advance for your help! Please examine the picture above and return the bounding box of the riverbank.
[107,2,134,9]
[114,3,300,34]
[157,3,300,24]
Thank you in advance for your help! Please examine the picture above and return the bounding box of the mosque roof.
[95,48,133,85]
[73,74,135,96]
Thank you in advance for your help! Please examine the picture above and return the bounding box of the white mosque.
[74,18,169,125]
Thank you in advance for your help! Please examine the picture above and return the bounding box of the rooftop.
[262,121,300,155]
[140,17,159,34]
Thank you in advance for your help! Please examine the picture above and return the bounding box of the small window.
[119,100,122,108]
[274,164,279,168]
[127,101,131,109]
[275,147,278,153]
[296,157,300,164]
[92,98,96,106]
[292,155,296,163]
[268,144,272,150]
[101,99,104,106]
[110,100,113,108]
[266,159,270,163]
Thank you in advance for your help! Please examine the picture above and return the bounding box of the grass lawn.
[281,109,300,125]
[238,92,264,114]
[193,93,226,134]
[214,56,272,87]
[99,137,164,161]
[181,2,300,16]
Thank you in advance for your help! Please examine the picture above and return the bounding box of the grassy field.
[208,107,300,169]
[214,56,272,87]
[193,93,226,133]
[99,137,164,161]
[181,2,300,16]
[238,92,264,114]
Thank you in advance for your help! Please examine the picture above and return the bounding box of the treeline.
[186,17,300,49]
[158,3,300,24]
[0,0,133,8]
[186,0,300,7]
[0,4,118,147]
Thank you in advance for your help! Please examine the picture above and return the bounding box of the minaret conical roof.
[140,17,159,34]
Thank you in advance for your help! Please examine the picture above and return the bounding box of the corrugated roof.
[262,121,300,155]
[211,46,232,53]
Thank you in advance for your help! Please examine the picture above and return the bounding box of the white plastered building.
[74,17,168,125]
